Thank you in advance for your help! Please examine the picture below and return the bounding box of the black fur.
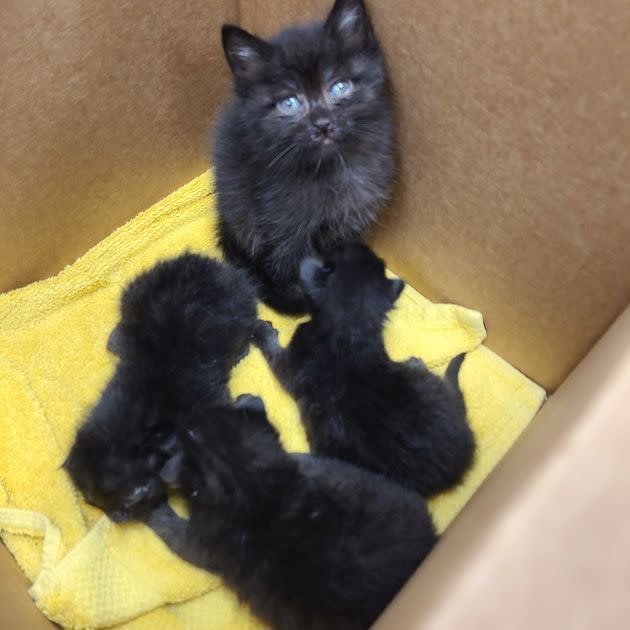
[214,0,395,313]
[149,397,436,630]
[252,243,475,497]
[64,254,257,521]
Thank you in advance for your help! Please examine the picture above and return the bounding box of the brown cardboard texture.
[1,0,630,628]
[0,545,55,629]
[0,0,236,293]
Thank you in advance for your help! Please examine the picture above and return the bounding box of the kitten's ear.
[389,278,405,303]
[299,257,331,300]
[107,323,123,356]
[222,24,273,86]
[325,0,376,51]
[235,394,267,414]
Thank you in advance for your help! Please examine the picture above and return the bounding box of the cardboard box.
[1,1,629,627]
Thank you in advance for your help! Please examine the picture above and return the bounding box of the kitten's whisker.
[315,155,322,175]
[268,143,299,170]
[335,150,349,174]
[274,147,303,178]
[353,126,388,143]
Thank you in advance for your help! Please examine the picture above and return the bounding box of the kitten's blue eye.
[329,80,353,99]
[277,95,304,115]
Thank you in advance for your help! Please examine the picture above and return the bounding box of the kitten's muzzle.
[309,116,340,144]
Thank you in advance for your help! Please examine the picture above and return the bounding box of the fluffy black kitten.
[149,395,436,630]
[64,253,257,522]
[252,243,475,498]
[214,0,395,313]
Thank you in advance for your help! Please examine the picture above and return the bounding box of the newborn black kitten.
[149,395,436,630]
[253,243,475,498]
[64,253,257,522]
[214,0,394,313]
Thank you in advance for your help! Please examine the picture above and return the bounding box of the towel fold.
[0,171,545,629]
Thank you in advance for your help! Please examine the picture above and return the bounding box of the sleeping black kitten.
[252,243,476,498]
[149,395,436,630]
[64,253,257,522]
[214,0,395,313]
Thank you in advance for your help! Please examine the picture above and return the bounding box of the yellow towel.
[0,172,545,630]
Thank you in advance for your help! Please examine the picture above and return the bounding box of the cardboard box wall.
[1,1,629,628]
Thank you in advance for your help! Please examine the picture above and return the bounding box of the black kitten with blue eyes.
[214,0,395,313]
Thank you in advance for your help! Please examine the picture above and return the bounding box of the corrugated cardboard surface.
[0,544,55,629]
[0,0,236,292]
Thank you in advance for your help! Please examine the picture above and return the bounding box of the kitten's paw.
[252,320,279,346]
[235,394,266,413]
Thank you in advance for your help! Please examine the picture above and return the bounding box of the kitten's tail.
[445,353,466,386]
[445,353,467,417]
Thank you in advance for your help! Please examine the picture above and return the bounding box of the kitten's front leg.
[147,503,201,568]
[252,320,283,364]
[251,320,294,389]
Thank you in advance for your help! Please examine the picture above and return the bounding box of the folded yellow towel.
[0,172,545,630]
